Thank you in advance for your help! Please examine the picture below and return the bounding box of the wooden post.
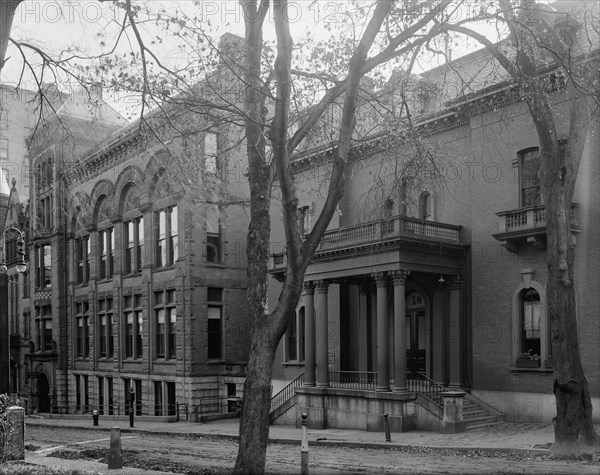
[300,413,309,475]
[107,427,123,469]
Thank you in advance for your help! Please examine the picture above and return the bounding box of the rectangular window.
[75,301,90,358]
[75,236,90,284]
[75,375,81,412]
[0,110,7,128]
[207,288,223,360]
[154,381,163,416]
[298,206,311,236]
[98,376,104,415]
[123,294,143,359]
[124,217,144,274]
[155,207,178,268]
[107,377,114,415]
[169,208,178,264]
[83,375,89,410]
[286,314,298,361]
[36,245,52,288]
[156,308,166,359]
[519,148,541,207]
[154,290,176,360]
[36,306,53,352]
[206,205,221,263]
[204,132,218,175]
[98,297,113,359]
[98,227,114,279]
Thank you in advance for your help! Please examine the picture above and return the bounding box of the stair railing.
[270,372,304,414]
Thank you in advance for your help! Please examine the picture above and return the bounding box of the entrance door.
[406,292,426,374]
[37,373,51,413]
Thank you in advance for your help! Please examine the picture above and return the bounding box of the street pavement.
[20,415,568,475]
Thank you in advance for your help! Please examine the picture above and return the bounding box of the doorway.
[406,291,427,374]
[37,373,51,413]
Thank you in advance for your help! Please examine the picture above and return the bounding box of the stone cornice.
[63,131,145,188]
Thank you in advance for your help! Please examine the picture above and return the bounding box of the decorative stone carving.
[449,275,463,290]
[391,270,410,286]
[303,281,315,295]
[315,280,329,293]
[372,272,388,287]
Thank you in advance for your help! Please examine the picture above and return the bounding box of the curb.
[26,421,551,456]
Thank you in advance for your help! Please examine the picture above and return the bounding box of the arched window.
[418,191,433,221]
[512,279,548,366]
[520,288,541,356]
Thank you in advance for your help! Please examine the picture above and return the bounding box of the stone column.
[432,282,446,383]
[315,280,329,388]
[392,270,409,391]
[303,282,316,387]
[373,273,390,391]
[448,275,464,389]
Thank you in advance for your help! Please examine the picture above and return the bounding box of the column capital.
[372,272,388,287]
[303,281,315,295]
[315,280,329,293]
[449,275,463,290]
[391,270,410,286]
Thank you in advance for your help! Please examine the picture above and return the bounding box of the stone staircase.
[411,373,505,430]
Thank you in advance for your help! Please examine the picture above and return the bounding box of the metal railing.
[408,372,446,406]
[270,373,304,414]
[328,371,377,391]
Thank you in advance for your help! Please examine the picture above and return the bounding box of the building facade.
[1,35,253,416]
[269,4,599,429]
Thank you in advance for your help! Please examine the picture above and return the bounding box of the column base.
[303,382,316,387]
[393,387,409,392]
[376,386,391,392]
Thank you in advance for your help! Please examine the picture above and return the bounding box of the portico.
[271,214,469,431]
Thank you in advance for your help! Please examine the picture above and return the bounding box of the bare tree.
[443,0,599,457]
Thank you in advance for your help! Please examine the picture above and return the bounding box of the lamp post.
[0,225,27,395]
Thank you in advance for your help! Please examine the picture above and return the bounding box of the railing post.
[301,413,309,475]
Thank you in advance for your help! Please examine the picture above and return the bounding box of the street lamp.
[0,225,27,395]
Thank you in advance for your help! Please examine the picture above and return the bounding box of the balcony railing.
[496,204,578,233]
[319,215,461,251]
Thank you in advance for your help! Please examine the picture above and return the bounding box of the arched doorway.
[37,373,51,413]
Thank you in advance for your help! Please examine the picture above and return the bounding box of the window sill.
[282,361,305,367]
[510,366,554,374]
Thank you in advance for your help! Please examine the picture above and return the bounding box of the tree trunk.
[544,153,599,456]
[234,321,277,474]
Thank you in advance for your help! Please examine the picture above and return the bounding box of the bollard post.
[129,387,135,428]
[300,413,309,475]
[107,426,123,469]
[383,413,391,442]
[92,409,99,426]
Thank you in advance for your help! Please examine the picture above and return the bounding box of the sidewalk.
[20,415,560,474]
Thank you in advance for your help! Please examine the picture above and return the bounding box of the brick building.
[269,3,599,430]
[2,34,252,416]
